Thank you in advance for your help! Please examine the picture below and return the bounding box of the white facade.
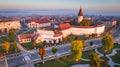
[27,22,39,28]
[59,23,105,37]
[0,21,21,33]
[19,38,32,43]
[61,28,71,37]
[71,27,95,35]
[78,16,83,23]
[36,29,63,43]
[28,21,51,28]
[95,26,105,34]
[39,22,51,28]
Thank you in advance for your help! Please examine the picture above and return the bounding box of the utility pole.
[4,56,8,67]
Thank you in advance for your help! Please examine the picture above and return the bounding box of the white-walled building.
[57,23,105,37]
[27,19,51,28]
[27,21,40,28]
[0,21,21,33]
[18,34,38,43]
[36,29,63,43]
[34,23,105,43]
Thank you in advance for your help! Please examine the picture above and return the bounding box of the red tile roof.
[72,26,95,28]
[96,23,105,27]
[72,24,105,28]
[31,19,49,24]
[53,32,63,37]
[58,23,71,30]
[18,34,37,39]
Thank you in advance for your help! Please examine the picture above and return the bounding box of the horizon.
[0,0,120,16]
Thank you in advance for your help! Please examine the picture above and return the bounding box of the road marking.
[22,58,25,61]
[24,55,31,61]
[29,54,31,57]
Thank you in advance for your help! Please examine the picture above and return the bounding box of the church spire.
[78,7,83,16]
[78,7,83,23]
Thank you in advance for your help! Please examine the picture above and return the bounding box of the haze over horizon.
[0,0,120,16]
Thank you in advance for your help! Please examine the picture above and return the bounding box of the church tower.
[78,7,83,23]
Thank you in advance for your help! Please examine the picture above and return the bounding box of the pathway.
[80,47,120,67]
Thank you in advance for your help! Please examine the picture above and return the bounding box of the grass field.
[111,50,120,64]
[21,42,43,50]
[34,49,108,67]
[0,36,11,43]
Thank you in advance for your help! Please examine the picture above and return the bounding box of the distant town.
[0,7,120,67]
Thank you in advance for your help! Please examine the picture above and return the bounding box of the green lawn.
[34,49,107,67]
[1,36,11,42]
[82,50,95,59]
[21,42,34,50]
[21,42,43,50]
[97,43,120,54]
[36,42,44,48]
[34,55,109,67]
[34,56,89,67]
[0,35,13,43]
[111,50,120,64]
[23,29,35,34]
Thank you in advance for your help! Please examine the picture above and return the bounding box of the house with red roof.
[27,19,51,28]
[35,29,63,43]
[18,34,39,43]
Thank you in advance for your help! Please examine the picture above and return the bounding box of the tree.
[8,29,15,42]
[58,38,61,44]
[39,47,46,64]
[68,35,76,42]
[3,42,10,54]
[71,40,86,61]
[0,46,4,58]
[63,37,68,43]
[43,40,47,47]
[49,40,52,47]
[80,19,90,26]
[13,41,18,52]
[89,52,100,67]
[90,41,93,46]
[32,41,36,49]
[53,39,56,45]
[52,47,58,55]
[89,41,94,51]
[102,35,114,53]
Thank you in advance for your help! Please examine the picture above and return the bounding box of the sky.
[0,0,120,16]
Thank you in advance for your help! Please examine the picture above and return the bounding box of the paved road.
[0,26,120,67]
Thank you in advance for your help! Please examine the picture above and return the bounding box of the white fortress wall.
[71,27,95,35]
[95,25,105,34]
[61,28,71,37]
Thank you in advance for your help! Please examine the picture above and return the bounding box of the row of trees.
[2,41,18,54]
